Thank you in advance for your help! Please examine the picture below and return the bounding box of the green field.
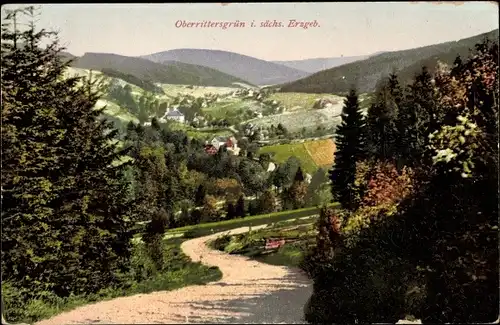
[202,98,261,124]
[160,83,238,97]
[268,92,343,111]
[95,99,139,123]
[259,142,318,174]
[209,216,318,268]
[167,121,234,140]
[161,204,339,239]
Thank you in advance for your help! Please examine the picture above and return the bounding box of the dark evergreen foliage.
[329,88,366,210]
[1,6,133,298]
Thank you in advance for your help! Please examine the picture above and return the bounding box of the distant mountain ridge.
[140,48,311,86]
[67,52,252,87]
[278,29,500,94]
[272,52,384,73]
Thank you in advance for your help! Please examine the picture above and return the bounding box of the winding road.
[35,225,313,324]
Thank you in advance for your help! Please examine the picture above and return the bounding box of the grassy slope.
[202,98,261,122]
[167,122,233,140]
[209,217,318,268]
[65,67,140,124]
[278,29,499,94]
[164,204,339,239]
[70,52,253,87]
[268,92,342,111]
[160,83,238,97]
[259,139,336,174]
[259,142,318,174]
[304,139,335,167]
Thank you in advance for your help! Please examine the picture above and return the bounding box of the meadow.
[209,216,318,268]
[159,83,238,97]
[304,139,336,166]
[268,92,343,111]
[258,138,335,174]
[246,106,343,132]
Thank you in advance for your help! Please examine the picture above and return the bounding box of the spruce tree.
[226,202,236,220]
[329,88,366,211]
[366,73,401,161]
[412,67,436,139]
[1,6,133,297]
[451,55,463,78]
[194,184,207,207]
[294,166,305,182]
[257,189,277,214]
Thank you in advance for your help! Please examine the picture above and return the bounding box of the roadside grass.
[259,142,318,174]
[163,204,338,239]
[208,217,318,268]
[2,237,222,324]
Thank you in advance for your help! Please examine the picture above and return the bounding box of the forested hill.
[141,48,310,86]
[278,29,499,94]
[68,52,253,87]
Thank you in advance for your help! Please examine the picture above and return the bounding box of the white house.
[165,109,185,124]
[211,136,228,150]
[210,136,240,155]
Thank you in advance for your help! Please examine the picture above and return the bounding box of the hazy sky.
[3,2,499,60]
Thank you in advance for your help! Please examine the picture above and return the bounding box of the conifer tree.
[411,66,437,150]
[226,202,236,220]
[257,189,277,214]
[329,88,366,211]
[194,184,207,207]
[235,195,246,218]
[451,55,463,78]
[294,166,305,182]
[1,6,133,297]
[366,73,401,161]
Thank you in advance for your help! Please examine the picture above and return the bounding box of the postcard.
[1,2,498,325]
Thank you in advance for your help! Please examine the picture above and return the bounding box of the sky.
[2,2,499,61]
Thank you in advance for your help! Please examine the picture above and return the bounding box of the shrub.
[211,234,232,251]
[302,162,418,323]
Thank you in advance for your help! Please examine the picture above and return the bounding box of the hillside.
[141,48,311,86]
[272,54,375,73]
[69,52,252,87]
[278,29,499,94]
[259,139,335,174]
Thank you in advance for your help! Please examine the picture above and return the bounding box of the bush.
[210,234,232,251]
[302,162,418,323]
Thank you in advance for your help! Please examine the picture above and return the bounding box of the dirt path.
[35,225,313,324]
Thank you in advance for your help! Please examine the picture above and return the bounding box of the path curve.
[35,225,313,325]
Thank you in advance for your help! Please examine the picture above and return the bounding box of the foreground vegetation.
[2,237,221,323]
[302,38,498,323]
[1,7,333,323]
[209,217,317,267]
[167,205,337,239]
